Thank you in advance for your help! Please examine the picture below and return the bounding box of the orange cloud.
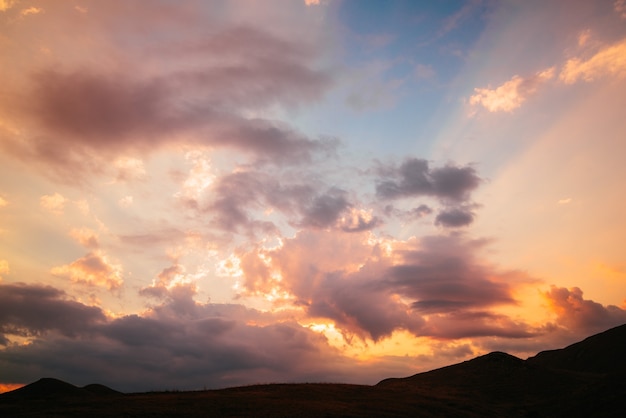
[469,67,555,112]
[51,251,123,290]
[20,6,43,16]
[69,228,99,249]
[0,196,7,207]
[0,0,16,12]
[40,192,66,215]
[560,38,626,84]
[0,383,23,394]
[0,259,8,281]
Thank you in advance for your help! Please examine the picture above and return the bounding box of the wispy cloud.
[560,38,626,84]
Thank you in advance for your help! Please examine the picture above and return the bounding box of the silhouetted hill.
[1,324,625,416]
[1,378,87,399]
[82,383,122,396]
[527,323,626,374]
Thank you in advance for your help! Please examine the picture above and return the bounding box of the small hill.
[1,324,625,417]
[1,378,120,400]
[1,378,86,399]
[82,383,122,396]
[527,323,626,374]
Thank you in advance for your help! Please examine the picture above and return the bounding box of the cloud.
[434,206,475,228]
[51,251,123,290]
[0,282,393,391]
[469,67,555,112]
[1,23,335,180]
[114,157,146,182]
[69,228,100,249]
[0,283,106,344]
[39,192,66,215]
[543,286,626,335]
[299,188,350,229]
[305,0,321,5]
[615,0,626,19]
[0,260,8,281]
[0,0,16,12]
[20,6,43,16]
[559,38,626,84]
[237,230,530,341]
[339,208,381,233]
[376,158,481,203]
[0,196,7,208]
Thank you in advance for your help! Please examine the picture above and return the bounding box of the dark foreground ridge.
[2,324,625,417]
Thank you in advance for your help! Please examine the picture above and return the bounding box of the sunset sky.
[2,0,626,393]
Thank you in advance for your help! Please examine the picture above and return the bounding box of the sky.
[1,0,626,393]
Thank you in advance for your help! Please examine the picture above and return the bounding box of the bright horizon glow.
[1,0,625,393]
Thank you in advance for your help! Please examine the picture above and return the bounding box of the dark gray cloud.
[384,204,433,222]
[300,188,351,229]
[0,283,106,344]
[434,206,475,227]
[376,158,481,202]
[0,282,379,391]
[388,235,515,312]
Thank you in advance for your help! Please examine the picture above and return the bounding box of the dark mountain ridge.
[2,324,625,417]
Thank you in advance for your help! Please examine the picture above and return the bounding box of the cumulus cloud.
[39,192,66,215]
[376,158,481,203]
[300,188,351,229]
[543,286,626,335]
[0,282,392,391]
[559,38,626,84]
[339,208,381,232]
[469,67,555,112]
[51,251,123,290]
[69,227,100,249]
[237,230,531,341]
[435,206,475,228]
[0,283,106,344]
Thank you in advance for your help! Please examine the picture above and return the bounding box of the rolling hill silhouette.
[1,324,625,417]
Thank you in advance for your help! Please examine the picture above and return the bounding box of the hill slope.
[1,324,625,417]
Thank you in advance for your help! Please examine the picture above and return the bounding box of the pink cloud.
[543,286,626,335]
[237,230,534,341]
